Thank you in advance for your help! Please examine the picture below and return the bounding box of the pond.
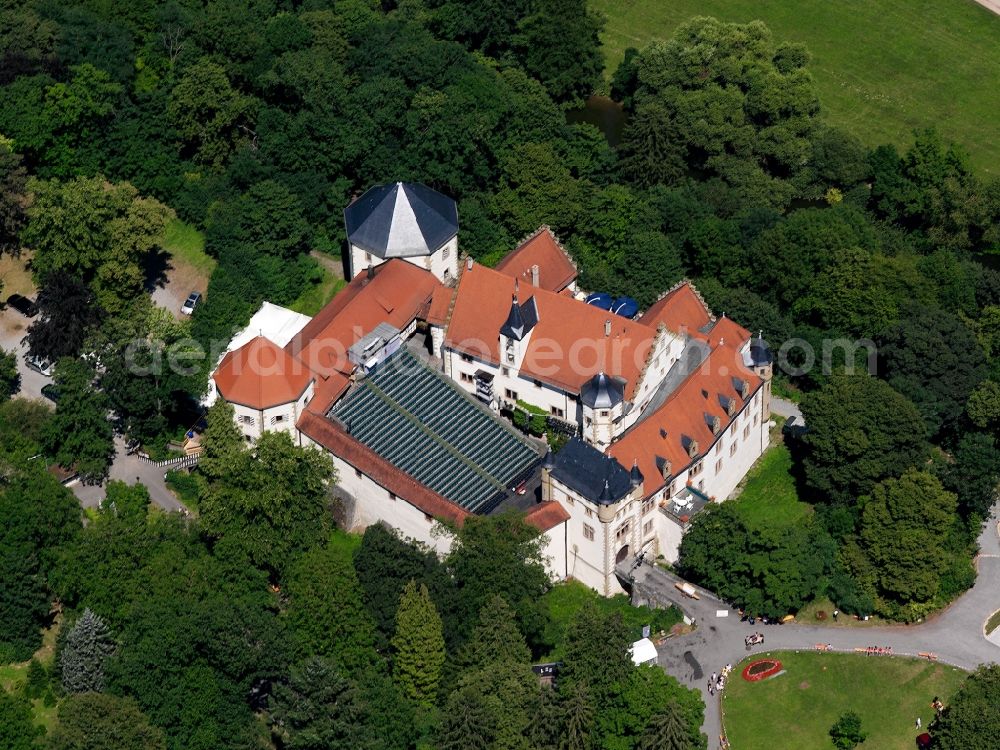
[566,95,628,146]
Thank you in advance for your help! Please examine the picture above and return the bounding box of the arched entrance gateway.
[616,545,630,564]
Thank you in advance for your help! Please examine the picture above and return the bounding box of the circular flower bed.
[742,658,783,682]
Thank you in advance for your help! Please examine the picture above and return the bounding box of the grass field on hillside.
[731,443,812,532]
[590,0,1000,175]
[723,651,967,749]
[161,218,215,278]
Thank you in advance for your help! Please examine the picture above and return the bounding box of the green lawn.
[723,650,967,749]
[540,579,683,659]
[987,608,1000,635]
[1,618,62,732]
[590,0,1000,176]
[731,443,812,531]
[160,218,215,278]
[289,266,347,317]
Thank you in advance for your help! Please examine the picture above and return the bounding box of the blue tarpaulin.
[585,292,613,310]
[611,296,639,318]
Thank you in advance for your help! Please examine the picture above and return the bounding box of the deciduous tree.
[933,664,1000,750]
[43,358,114,484]
[46,693,166,750]
[799,374,928,506]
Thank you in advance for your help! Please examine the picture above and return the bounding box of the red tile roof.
[297,410,470,526]
[214,336,314,410]
[524,500,571,532]
[286,260,441,378]
[640,281,713,335]
[446,262,656,398]
[494,226,578,292]
[425,285,453,326]
[608,342,762,499]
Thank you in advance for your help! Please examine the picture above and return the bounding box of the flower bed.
[742,658,783,682]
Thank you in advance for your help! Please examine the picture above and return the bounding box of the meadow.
[591,0,1000,175]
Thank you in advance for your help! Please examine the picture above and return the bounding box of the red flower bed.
[742,659,783,682]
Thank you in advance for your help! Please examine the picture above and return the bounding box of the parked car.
[6,293,38,317]
[25,354,54,377]
[180,291,201,315]
[40,384,60,403]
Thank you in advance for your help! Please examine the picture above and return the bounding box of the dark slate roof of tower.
[500,295,538,341]
[746,333,773,367]
[344,182,459,259]
[580,372,625,409]
[550,437,632,505]
[630,461,643,487]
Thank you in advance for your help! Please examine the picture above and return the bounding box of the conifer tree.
[391,580,445,707]
[559,684,596,750]
[637,700,696,750]
[60,608,115,693]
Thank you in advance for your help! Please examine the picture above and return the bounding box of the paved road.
[71,436,189,513]
[769,396,802,422]
[0,308,50,401]
[631,509,1000,744]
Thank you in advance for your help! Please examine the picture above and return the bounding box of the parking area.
[0,305,51,402]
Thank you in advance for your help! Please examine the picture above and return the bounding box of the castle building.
[209,184,772,594]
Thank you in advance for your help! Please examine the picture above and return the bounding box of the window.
[690,461,703,477]
[240,415,255,426]
[365,251,371,262]
[425,513,434,523]
[615,522,631,542]
[643,519,654,536]
[600,410,609,417]
[753,413,758,426]
[585,507,593,518]
[565,496,574,505]
[551,406,564,418]
[534,379,543,388]
[502,367,510,376]
[442,245,450,259]
[504,388,518,401]
[730,442,737,457]
[460,372,473,383]
[585,417,592,427]
[715,441,722,455]
[697,479,705,491]
[743,424,751,440]
[269,414,286,425]
[641,497,654,515]
[355,468,362,479]
[389,491,397,501]
[715,458,723,474]
[583,524,595,541]
[461,353,473,363]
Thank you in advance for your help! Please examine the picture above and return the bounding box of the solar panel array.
[330,350,540,513]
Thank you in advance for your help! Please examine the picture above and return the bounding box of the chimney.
[530,264,540,287]
[604,319,611,337]
[366,263,375,281]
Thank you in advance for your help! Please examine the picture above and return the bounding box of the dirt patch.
[799,681,810,690]
[150,255,210,320]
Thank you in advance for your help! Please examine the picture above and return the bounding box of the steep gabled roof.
[214,336,313,410]
[285,260,441,379]
[344,182,458,258]
[446,262,657,398]
[641,281,713,335]
[494,226,578,292]
[608,342,763,498]
[524,501,571,532]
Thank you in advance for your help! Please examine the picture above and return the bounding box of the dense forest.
[1,0,1000,747]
